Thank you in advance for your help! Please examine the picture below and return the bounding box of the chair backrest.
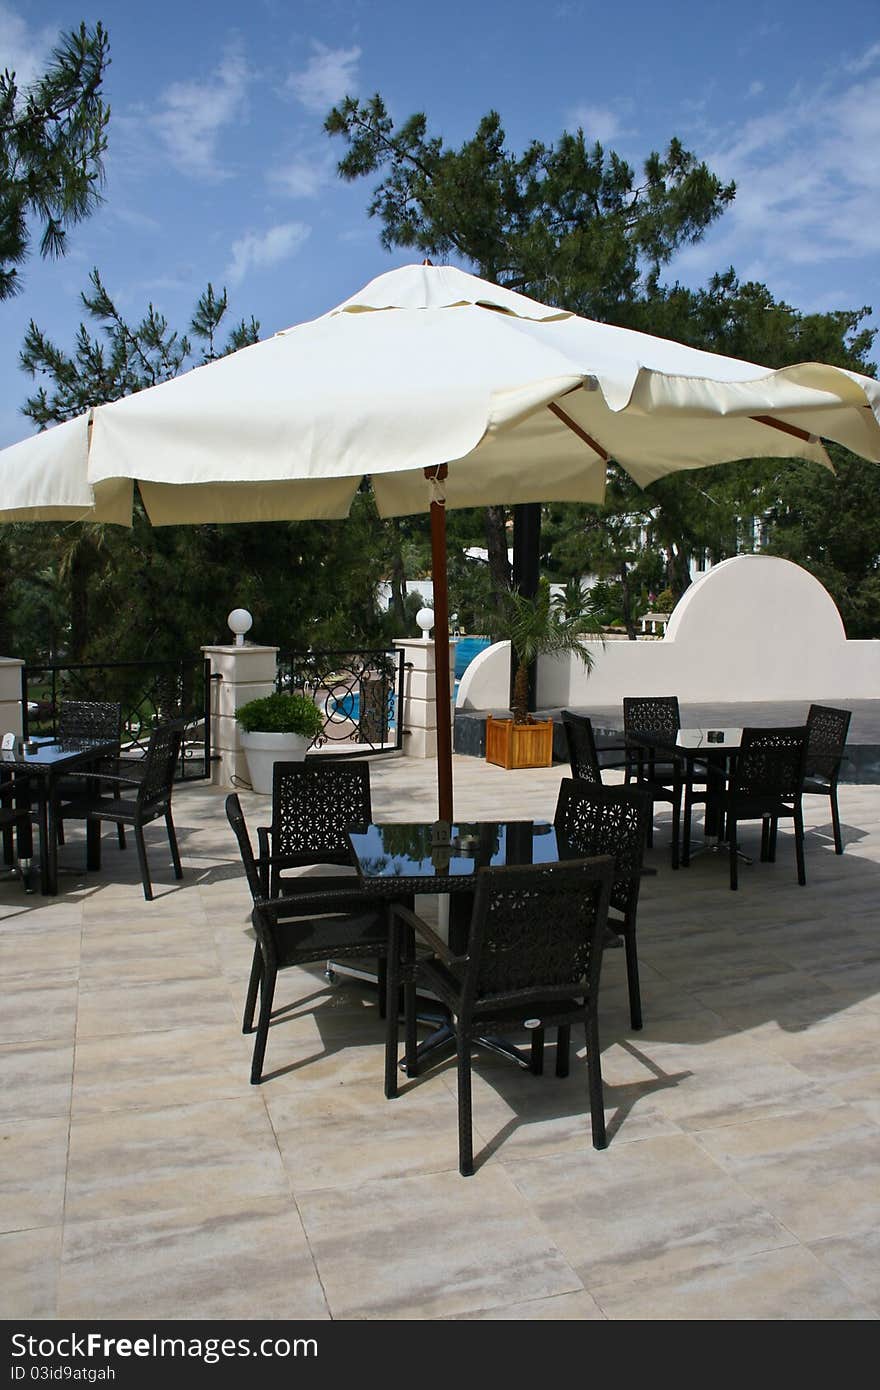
[225,792,265,905]
[553,777,650,918]
[623,696,681,743]
[562,711,602,784]
[806,704,851,781]
[459,857,613,1019]
[270,761,371,866]
[59,700,122,744]
[136,721,184,808]
[733,727,807,801]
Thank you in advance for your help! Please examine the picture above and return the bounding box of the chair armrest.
[389,900,467,964]
[63,769,142,789]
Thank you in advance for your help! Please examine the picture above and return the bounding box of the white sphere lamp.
[227,608,253,647]
[415,607,435,642]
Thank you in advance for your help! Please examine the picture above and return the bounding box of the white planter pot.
[239,730,309,795]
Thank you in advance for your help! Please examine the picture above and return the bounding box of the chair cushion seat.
[272,909,387,967]
[419,958,588,1027]
[720,794,795,818]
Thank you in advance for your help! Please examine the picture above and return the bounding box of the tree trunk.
[485,504,511,625]
[68,542,96,660]
[387,519,407,628]
[619,559,638,641]
[512,659,530,723]
[666,543,693,599]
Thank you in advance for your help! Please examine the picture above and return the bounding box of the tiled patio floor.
[2,754,879,1320]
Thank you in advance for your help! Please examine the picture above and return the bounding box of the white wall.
[456,555,880,709]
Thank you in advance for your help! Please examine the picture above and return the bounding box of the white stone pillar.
[200,644,278,788]
[393,637,457,759]
[0,657,24,737]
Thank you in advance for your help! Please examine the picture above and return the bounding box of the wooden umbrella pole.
[426,464,453,823]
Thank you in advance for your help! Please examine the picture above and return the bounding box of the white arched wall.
[456,555,880,710]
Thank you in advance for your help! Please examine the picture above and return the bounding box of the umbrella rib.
[547,402,609,460]
[750,414,816,443]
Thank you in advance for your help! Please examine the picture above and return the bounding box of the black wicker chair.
[61,721,184,900]
[0,769,36,891]
[562,710,630,784]
[56,701,125,849]
[387,856,614,1176]
[622,696,685,867]
[553,778,651,1030]
[802,704,852,856]
[258,761,372,898]
[226,793,390,1084]
[714,726,808,891]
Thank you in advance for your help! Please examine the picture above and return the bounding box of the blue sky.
[1,0,878,448]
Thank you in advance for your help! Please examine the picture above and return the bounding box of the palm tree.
[496,579,602,723]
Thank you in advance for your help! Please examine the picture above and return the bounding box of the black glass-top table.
[0,736,119,894]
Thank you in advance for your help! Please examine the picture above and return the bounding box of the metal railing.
[276,647,407,755]
[21,657,212,781]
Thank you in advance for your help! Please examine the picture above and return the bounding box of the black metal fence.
[276,648,407,755]
[21,657,212,781]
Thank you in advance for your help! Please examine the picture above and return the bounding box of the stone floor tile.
[0,1117,69,1233]
[695,1106,880,1243]
[65,1096,290,1223]
[0,1226,61,1319]
[297,1166,584,1319]
[72,1024,251,1117]
[593,1244,876,1319]
[0,1040,74,1122]
[506,1133,795,1287]
[57,1196,329,1321]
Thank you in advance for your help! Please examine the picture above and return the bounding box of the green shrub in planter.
[236,692,324,739]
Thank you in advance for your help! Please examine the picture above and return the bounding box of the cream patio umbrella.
[2,261,879,818]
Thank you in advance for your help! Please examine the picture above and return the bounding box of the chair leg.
[384,911,402,1100]
[165,809,183,880]
[729,818,739,891]
[530,1027,545,1076]
[377,955,388,1020]
[134,824,153,901]
[768,818,779,862]
[585,1015,606,1150]
[117,823,126,850]
[2,824,12,865]
[830,788,843,854]
[645,812,654,849]
[251,964,277,1084]
[555,1024,571,1078]
[794,804,806,886]
[670,785,681,870]
[760,818,771,861]
[624,928,643,1031]
[56,818,65,846]
[682,779,693,867]
[456,1031,474,1176]
[243,946,262,1033]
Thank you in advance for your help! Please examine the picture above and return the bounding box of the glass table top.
[349,819,560,882]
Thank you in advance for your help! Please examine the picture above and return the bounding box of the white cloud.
[568,103,623,144]
[672,60,880,304]
[0,3,54,88]
[225,222,311,285]
[287,42,360,114]
[150,44,251,180]
[845,40,880,75]
[269,153,331,199]
[747,80,764,98]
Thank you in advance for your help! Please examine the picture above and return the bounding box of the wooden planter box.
[485,715,554,769]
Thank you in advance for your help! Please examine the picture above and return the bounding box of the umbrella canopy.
[2,262,879,817]
[3,262,878,525]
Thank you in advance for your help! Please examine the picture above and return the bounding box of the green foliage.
[0,22,109,300]
[235,691,324,737]
[326,98,734,320]
[490,580,602,723]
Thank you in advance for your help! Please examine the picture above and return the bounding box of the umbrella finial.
[421,257,434,266]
